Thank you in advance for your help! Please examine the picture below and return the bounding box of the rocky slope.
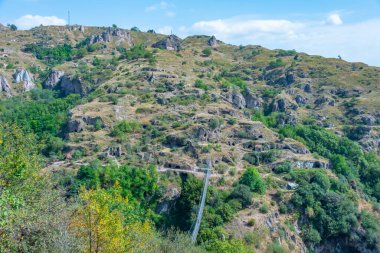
[1,25,379,252]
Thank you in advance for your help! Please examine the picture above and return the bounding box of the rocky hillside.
[1,25,379,252]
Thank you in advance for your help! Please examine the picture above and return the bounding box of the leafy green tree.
[239,167,266,194]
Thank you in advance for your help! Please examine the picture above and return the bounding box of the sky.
[1,0,380,66]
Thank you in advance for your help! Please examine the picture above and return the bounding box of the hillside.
[0,25,379,252]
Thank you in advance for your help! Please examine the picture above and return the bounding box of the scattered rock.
[314,96,334,106]
[43,70,64,89]
[13,68,35,91]
[0,75,12,97]
[152,35,182,51]
[359,115,376,126]
[295,94,307,105]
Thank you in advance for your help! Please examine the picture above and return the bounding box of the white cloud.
[157,26,173,35]
[15,15,66,30]
[327,13,343,25]
[179,16,380,66]
[145,1,175,17]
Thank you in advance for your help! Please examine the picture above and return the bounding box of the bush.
[239,167,266,194]
[202,48,212,57]
[110,120,141,138]
[247,218,256,226]
[259,204,269,213]
[268,58,285,69]
[229,184,253,208]
[194,79,211,91]
[273,161,292,174]
[7,24,17,31]
[208,118,223,130]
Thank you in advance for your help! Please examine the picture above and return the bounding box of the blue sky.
[1,0,380,66]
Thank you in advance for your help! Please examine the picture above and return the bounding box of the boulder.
[13,68,35,91]
[303,83,312,93]
[43,70,64,89]
[152,35,182,51]
[0,75,12,97]
[295,94,307,105]
[227,89,246,109]
[208,35,218,47]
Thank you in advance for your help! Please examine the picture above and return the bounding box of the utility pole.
[68,10,70,26]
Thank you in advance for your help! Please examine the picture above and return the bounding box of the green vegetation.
[239,167,266,194]
[0,89,81,157]
[110,120,141,139]
[195,79,212,91]
[118,44,156,63]
[24,39,92,65]
[202,48,212,57]
[279,124,380,201]
[7,23,17,31]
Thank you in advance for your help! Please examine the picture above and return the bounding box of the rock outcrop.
[13,68,35,91]
[60,76,86,95]
[271,97,298,112]
[0,76,12,97]
[264,68,296,86]
[89,28,132,46]
[43,70,64,89]
[208,36,218,47]
[152,35,182,51]
[244,89,263,109]
[229,90,246,109]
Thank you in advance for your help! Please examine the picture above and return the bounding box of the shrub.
[273,161,292,174]
[110,120,141,137]
[268,58,285,69]
[202,48,212,57]
[247,218,256,226]
[229,184,253,208]
[259,204,269,213]
[208,118,223,130]
[194,79,211,91]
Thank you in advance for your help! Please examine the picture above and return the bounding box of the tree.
[239,167,266,194]
[131,26,141,32]
[7,24,17,31]
[71,187,154,253]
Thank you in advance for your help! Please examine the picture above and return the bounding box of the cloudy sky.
[1,0,380,66]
